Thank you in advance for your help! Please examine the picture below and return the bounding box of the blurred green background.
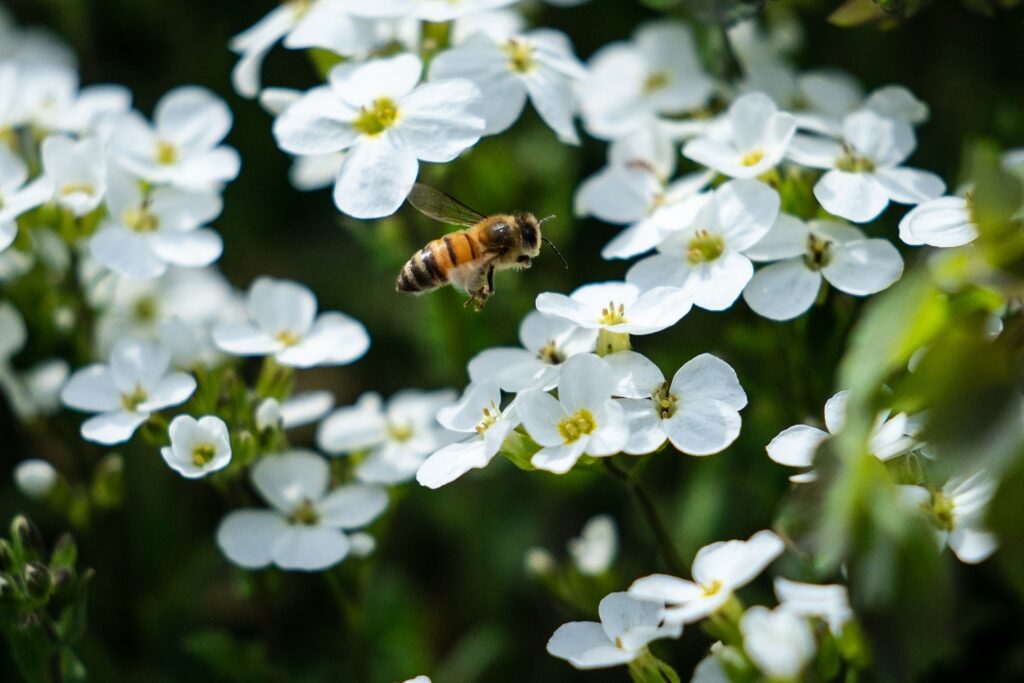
[2,0,1024,680]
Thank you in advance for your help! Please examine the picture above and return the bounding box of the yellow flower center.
[275,329,301,346]
[835,147,875,173]
[643,70,670,95]
[740,149,765,167]
[288,499,320,526]
[133,296,159,323]
[61,182,95,197]
[928,491,956,532]
[537,341,564,365]
[557,408,596,444]
[653,382,677,419]
[474,402,500,435]
[505,39,536,74]
[121,384,148,411]
[190,443,217,467]
[687,229,724,264]
[804,233,834,271]
[123,207,160,233]
[599,301,627,326]
[701,579,723,597]
[155,140,179,165]
[353,97,400,137]
[388,421,414,442]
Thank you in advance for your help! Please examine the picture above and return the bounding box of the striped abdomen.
[396,230,481,293]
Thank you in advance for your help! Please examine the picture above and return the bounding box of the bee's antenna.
[542,236,569,269]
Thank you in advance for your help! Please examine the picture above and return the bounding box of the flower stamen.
[687,229,724,264]
[353,97,400,137]
[557,408,596,444]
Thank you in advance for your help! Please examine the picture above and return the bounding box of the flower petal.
[216,509,288,569]
[317,484,389,529]
[333,135,419,219]
[766,425,828,468]
[271,526,350,571]
[742,259,821,321]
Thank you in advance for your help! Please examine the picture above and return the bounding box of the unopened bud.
[11,515,45,559]
[255,398,283,432]
[50,533,77,570]
[0,575,16,603]
[51,567,73,590]
[23,562,52,599]
[14,460,58,500]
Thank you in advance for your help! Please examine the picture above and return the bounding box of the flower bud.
[524,547,556,576]
[0,575,14,602]
[11,515,45,559]
[349,532,376,558]
[13,460,58,500]
[255,398,283,432]
[51,567,74,590]
[23,561,52,600]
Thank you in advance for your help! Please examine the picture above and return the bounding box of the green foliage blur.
[2,0,1024,681]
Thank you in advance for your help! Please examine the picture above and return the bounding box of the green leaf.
[829,0,890,26]
[49,534,77,572]
[497,430,539,471]
[4,618,56,683]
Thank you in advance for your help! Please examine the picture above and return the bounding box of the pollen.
[835,148,875,173]
[803,233,834,270]
[537,341,565,365]
[653,382,677,419]
[121,384,148,411]
[388,421,414,442]
[557,408,596,444]
[740,149,765,167]
[686,229,724,264]
[60,182,95,197]
[288,499,320,526]
[505,39,536,74]
[700,579,723,597]
[353,97,400,137]
[122,207,159,233]
[930,492,956,532]
[274,329,301,346]
[155,140,179,166]
[599,302,627,326]
[642,70,670,95]
[474,402,500,434]
[133,296,159,323]
[190,443,217,467]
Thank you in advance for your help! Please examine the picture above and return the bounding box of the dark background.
[2,0,1023,680]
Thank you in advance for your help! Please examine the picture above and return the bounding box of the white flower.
[787,109,944,222]
[774,577,852,635]
[793,77,927,138]
[742,215,903,321]
[212,277,369,368]
[901,471,998,564]
[41,135,106,216]
[89,169,223,279]
[110,87,240,192]
[0,357,70,421]
[216,450,388,571]
[416,381,519,489]
[318,389,457,485]
[898,194,976,248]
[229,0,378,98]
[273,53,484,219]
[60,338,196,445]
[0,145,52,252]
[740,605,815,680]
[431,29,586,144]
[547,592,682,670]
[160,415,231,479]
[683,93,797,179]
[281,391,336,429]
[451,8,525,44]
[346,0,518,22]
[535,281,692,336]
[466,310,596,392]
[605,351,747,456]
[517,353,628,474]
[576,154,713,260]
[691,650,730,683]
[766,390,920,482]
[579,22,713,140]
[14,459,58,499]
[626,179,780,311]
[568,514,618,576]
[629,529,784,625]
[5,61,130,135]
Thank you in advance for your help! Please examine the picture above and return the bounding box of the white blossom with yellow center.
[0,145,52,254]
[273,53,484,219]
[630,529,784,625]
[160,414,232,479]
[683,92,796,179]
[517,353,628,474]
[535,281,692,336]
[430,27,587,144]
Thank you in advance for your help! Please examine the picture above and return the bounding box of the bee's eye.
[517,255,531,263]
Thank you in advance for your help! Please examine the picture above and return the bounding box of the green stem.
[603,459,686,576]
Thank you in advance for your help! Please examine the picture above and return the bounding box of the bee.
[396,183,564,310]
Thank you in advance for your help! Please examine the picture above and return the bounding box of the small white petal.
[766,425,829,468]
[823,239,903,295]
[216,509,289,569]
[743,259,821,321]
[814,170,889,223]
[271,526,350,571]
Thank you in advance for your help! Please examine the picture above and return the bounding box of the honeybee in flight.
[396,183,564,310]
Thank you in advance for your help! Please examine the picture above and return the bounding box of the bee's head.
[515,212,542,257]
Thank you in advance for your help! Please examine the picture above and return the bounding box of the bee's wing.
[407,183,486,228]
